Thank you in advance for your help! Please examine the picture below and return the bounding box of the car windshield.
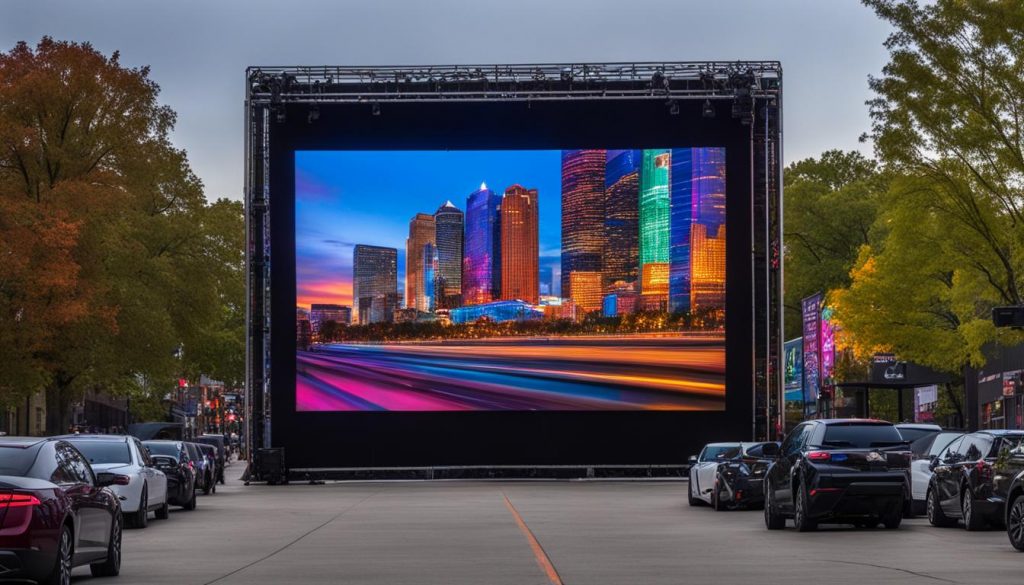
[0,444,42,476]
[897,427,939,443]
[701,445,740,461]
[822,423,904,449]
[144,442,180,457]
[68,440,131,464]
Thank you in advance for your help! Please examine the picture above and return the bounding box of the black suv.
[764,419,912,532]
[927,430,1024,531]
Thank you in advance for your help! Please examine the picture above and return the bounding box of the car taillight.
[0,491,41,531]
[0,493,41,507]
[114,475,131,486]
[807,451,831,462]
[975,460,993,482]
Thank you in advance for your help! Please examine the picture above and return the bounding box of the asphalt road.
[296,336,725,411]
[81,466,1023,585]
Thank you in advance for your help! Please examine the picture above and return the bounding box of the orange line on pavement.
[503,493,564,585]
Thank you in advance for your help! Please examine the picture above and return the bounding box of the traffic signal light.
[993,306,1024,328]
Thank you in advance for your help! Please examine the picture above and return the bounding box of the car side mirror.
[761,443,780,458]
[688,455,698,465]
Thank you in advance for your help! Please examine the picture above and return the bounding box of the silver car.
[688,442,742,506]
[63,434,169,528]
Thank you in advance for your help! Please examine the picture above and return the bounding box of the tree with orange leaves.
[0,38,243,432]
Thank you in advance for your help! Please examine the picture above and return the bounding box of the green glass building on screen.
[638,149,671,294]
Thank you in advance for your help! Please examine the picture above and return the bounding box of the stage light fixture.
[668,100,680,115]
[651,70,665,90]
[307,105,319,124]
[702,99,715,118]
[371,102,381,116]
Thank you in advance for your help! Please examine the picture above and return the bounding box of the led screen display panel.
[295,148,726,411]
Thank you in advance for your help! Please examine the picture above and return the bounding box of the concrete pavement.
[78,467,1023,585]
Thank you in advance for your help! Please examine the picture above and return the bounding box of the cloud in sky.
[2,0,892,202]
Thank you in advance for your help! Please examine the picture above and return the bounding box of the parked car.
[705,442,779,510]
[896,423,943,443]
[1005,461,1024,551]
[142,440,198,510]
[197,434,227,484]
[0,437,123,584]
[59,434,169,529]
[185,442,214,495]
[926,430,1024,530]
[197,444,220,491]
[763,419,912,531]
[688,443,740,506]
[908,431,963,515]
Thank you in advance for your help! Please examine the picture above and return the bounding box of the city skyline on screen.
[295,147,726,412]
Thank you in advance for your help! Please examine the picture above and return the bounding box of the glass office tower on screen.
[295,148,727,412]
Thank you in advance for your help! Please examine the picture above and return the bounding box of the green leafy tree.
[0,39,244,430]
[783,150,885,338]
[837,1,1024,378]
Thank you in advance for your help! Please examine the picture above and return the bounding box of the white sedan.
[907,430,963,515]
[688,442,742,506]
[64,434,169,528]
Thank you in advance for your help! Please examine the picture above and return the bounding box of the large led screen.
[295,148,726,411]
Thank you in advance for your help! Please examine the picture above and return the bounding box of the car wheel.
[43,524,72,585]
[793,479,818,532]
[687,475,701,507]
[712,476,725,511]
[183,485,197,511]
[130,486,148,529]
[926,487,955,527]
[156,498,170,520]
[764,482,786,530]
[1007,494,1024,552]
[90,512,122,577]
[883,507,902,529]
[962,488,986,531]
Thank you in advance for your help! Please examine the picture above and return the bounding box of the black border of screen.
[269,98,753,468]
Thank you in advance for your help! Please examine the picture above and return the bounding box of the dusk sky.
[296,150,564,309]
[3,1,893,203]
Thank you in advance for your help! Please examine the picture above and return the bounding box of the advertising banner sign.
[802,294,822,404]
[784,338,803,402]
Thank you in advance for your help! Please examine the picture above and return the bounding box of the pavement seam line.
[502,492,564,585]
[201,490,379,585]
[826,559,961,584]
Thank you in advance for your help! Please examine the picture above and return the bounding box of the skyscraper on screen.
[560,149,606,299]
[500,185,539,304]
[568,271,603,313]
[463,183,502,305]
[689,147,727,313]
[422,242,439,312]
[433,201,464,309]
[639,149,671,297]
[406,213,436,312]
[603,149,640,288]
[353,244,398,324]
[669,148,694,313]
